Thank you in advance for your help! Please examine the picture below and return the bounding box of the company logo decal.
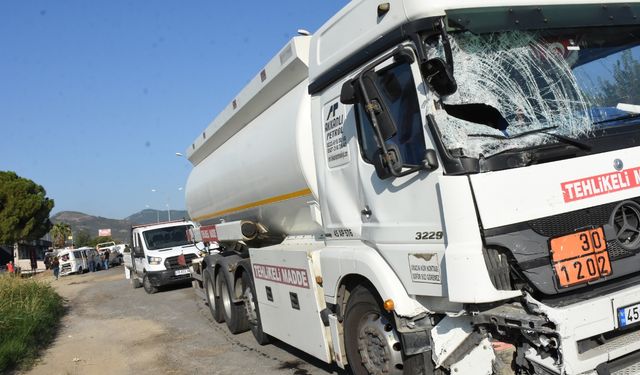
[561,166,640,202]
[253,263,310,289]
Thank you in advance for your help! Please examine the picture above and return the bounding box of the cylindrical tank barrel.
[185,80,321,236]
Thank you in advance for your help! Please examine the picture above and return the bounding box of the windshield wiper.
[593,113,640,125]
[470,125,591,151]
[540,131,591,151]
[469,126,557,139]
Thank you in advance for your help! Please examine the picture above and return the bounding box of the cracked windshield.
[432,26,640,158]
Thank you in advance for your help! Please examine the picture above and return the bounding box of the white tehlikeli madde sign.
[408,253,441,284]
[324,100,350,168]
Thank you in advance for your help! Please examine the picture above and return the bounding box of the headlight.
[147,256,162,265]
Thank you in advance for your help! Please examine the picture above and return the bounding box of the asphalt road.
[25,266,340,375]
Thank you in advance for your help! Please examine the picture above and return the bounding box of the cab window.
[355,62,426,167]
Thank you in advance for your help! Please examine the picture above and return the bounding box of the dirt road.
[24,267,338,375]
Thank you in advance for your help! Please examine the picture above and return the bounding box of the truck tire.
[204,268,224,323]
[219,269,249,334]
[344,284,429,375]
[241,271,271,345]
[143,273,158,294]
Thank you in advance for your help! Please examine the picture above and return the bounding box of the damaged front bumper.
[525,285,640,375]
[421,283,640,374]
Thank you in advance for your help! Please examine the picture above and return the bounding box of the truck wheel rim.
[206,278,216,308]
[220,277,232,319]
[357,313,403,375]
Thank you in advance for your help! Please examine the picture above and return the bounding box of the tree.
[50,223,71,248]
[74,230,92,247]
[596,50,640,107]
[0,171,54,245]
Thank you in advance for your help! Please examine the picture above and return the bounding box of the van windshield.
[143,225,192,250]
[430,25,640,159]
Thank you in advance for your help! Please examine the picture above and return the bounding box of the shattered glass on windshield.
[430,31,593,158]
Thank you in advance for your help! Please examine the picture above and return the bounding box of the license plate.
[174,269,190,276]
[549,227,611,288]
[618,303,640,328]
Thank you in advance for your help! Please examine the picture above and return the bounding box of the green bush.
[0,275,64,371]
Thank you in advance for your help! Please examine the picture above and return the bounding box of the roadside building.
[9,239,52,274]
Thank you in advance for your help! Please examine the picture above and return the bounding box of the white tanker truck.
[184,0,640,373]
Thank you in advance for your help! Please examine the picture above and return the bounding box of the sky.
[0,0,345,219]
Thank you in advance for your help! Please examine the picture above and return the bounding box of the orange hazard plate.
[550,227,611,288]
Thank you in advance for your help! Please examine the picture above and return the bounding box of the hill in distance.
[51,209,190,243]
[125,209,190,225]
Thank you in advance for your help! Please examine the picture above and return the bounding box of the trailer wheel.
[204,268,224,323]
[219,270,249,334]
[241,271,271,345]
[143,273,157,294]
[344,284,409,375]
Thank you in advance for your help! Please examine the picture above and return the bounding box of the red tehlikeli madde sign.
[252,263,310,289]
[561,166,640,202]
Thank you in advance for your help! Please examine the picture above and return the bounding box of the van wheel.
[204,268,224,323]
[241,271,271,345]
[143,274,157,294]
[219,270,249,334]
[344,284,428,375]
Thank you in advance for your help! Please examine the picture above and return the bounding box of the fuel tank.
[185,37,321,236]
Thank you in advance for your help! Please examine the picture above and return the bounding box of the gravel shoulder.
[22,267,338,375]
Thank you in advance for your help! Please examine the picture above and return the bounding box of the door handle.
[361,206,372,218]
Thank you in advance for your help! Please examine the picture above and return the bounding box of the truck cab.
[127,220,200,294]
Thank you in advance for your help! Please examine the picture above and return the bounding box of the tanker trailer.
[185,0,640,373]
[185,36,321,239]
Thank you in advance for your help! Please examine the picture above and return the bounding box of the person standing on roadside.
[52,256,60,280]
[29,249,37,275]
[103,249,110,270]
[88,248,95,272]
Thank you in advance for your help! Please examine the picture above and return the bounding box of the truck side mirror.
[421,58,457,97]
[361,71,397,141]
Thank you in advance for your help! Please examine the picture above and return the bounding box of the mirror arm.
[438,18,455,74]
[357,72,400,178]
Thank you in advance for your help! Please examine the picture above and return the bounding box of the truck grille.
[528,198,640,261]
[528,202,618,238]
[485,197,640,296]
[612,364,640,375]
[164,253,197,270]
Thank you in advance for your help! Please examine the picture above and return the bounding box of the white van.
[125,220,201,294]
[58,247,91,276]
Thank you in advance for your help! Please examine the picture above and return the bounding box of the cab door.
[132,232,145,276]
